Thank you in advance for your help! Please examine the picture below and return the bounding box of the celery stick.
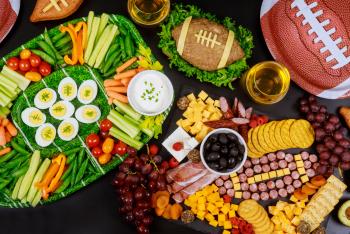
[86,11,95,50]
[0,73,18,91]
[0,106,10,118]
[96,13,110,41]
[113,99,142,121]
[84,17,100,62]
[123,114,141,125]
[94,25,119,68]
[0,90,11,107]
[110,127,143,150]
[11,176,24,200]
[31,190,42,207]
[2,65,30,90]
[0,83,16,99]
[107,110,140,138]
[88,25,112,66]
[26,158,51,203]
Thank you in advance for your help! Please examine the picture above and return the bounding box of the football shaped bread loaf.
[172,17,245,71]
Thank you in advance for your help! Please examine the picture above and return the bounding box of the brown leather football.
[172,18,245,71]
[30,0,83,22]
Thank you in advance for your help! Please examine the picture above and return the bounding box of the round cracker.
[274,120,286,149]
[268,121,280,150]
[248,129,263,157]
[280,119,295,148]
[255,221,274,234]
[251,127,266,154]
[263,122,277,152]
[290,119,315,148]
[257,124,274,152]
[244,206,265,223]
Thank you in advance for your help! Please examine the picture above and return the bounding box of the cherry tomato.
[92,147,103,158]
[98,153,112,165]
[99,131,110,139]
[113,140,127,155]
[100,119,112,132]
[30,67,39,73]
[172,142,183,151]
[20,49,31,60]
[6,57,19,70]
[25,72,42,82]
[126,146,137,157]
[85,133,100,148]
[38,62,51,76]
[222,195,232,203]
[19,59,31,72]
[29,54,41,67]
[102,137,114,154]
[169,157,179,168]
[149,144,159,155]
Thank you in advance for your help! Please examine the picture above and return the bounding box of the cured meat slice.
[166,161,206,185]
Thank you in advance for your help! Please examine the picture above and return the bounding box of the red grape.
[142,215,153,226]
[140,154,149,163]
[319,105,327,113]
[319,159,329,165]
[306,112,315,122]
[325,139,336,149]
[299,105,309,113]
[334,131,344,141]
[334,146,344,155]
[152,155,162,164]
[161,161,169,170]
[316,144,327,153]
[134,159,144,171]
[133,207,145,220]
[329,154,339,166]
[148,171,159,181]
[340,162,350,170]
[308,95,316,102]
[125,211,135,223]
[311,122,321,128]
[339,139,350,149]
[127,147,137,157]
[341,152,350,162]
[122,192,134,205]
[141,164,152,175]
[299,98,308,106]
[158,167,166,175]
[134,187,146,200]
[319,151,330,160]
[316,164,327,175]
[324,122,335,132]
[119,163,130,173]
[124,157,136,167]
[328,115,340,124]
[314,128,326,141]
[136,224,150,234]
[148,180,157,191]
[310,103,320,112]
[315,113,326,123]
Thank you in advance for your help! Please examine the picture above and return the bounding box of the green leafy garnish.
[137,45,163,71]
[140,115,165,139]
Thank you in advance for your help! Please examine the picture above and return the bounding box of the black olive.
[211,143,221,152]
[220,146,228,155]
[218,133,228,144]
[208,162,220,171]
[229,148,239,157]
[238,144,245,154]
[227,133,238,142]
[204,141,211,151]
[228,157,236,167]
[219,158,228,168]
[237,154,243,162]
[208,134,218,143]
[206,152,220,162]
[228,143,236,149]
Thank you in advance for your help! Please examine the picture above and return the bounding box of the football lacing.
[291,0,350,69]
[195,30,222,48]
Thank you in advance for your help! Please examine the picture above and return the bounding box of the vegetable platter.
[0,12,172,208]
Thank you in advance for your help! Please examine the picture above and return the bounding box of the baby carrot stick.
[0,147,11,156]
[121,77,131,87]
[5,122,17,137]
[106,91,129,103]
[2,118,9,126]
[137,67,146,73]
[114,69,137,80]
[104,79,122,87]
[108,97,113,105]
[0,126,6,146]
[105,86,127,93]
[116,57,137,73]
[5,131,11,143]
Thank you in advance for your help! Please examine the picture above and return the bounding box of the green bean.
[3,154,26,170]
[0,178,11,191]
[37,41,56,60]
[87,162,95,174]
[31,49,55,65]
[124,33,133,58]
[54,176,70,193]
[103,66,117,78]
[54,36,71,49]
[118,24,127,36]
[8,178,16,193]
[75,158,89,184]
[58,43,72,53]
[10,141,29,155]
[104,44,119,63]
[52,31,66,43]
[0,150,17,164]
[63,147,82,156]
[12,164,29,178]
[70,158,78,187]
[61,161,74,181]
[59,48,72,56]
[44,28,63,60]
[118,36,126,59]
[77,149,85,166]
[102,50,121,73]
[67,152,77,164]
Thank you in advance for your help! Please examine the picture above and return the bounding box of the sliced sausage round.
[241,182,249,191]
[258,183,267,192]
[253,165,262,174]
[291,171,300,180]
[224,180,233,189]
[286,185,295,194]
[227,189,235,197]
[270,161,279,170]
[267,180,276,189]
[283,175,293,185]
[260,191,269,201]
[276,151,285,160]
[275,179,284,189]
[259,156,268,164]
[312,162,320,171]
[309,154,318,163]
[278,188,288,197]
[220,175,230,180]
[237,167,244,174]
[245,168,254,177]
[249,184,258,192]
[239,174,247,183]
[288,162,297,171]
[304,160,312,169]
[301,151,309,160]
[215,178,224,187]
[218,187,227,195]
[293,179,302,188]
[251,192,260,201]
[262,164,271,173]
[306,168,316,178]
[251,158,260,165]
[267,153,277,162]
[285,153,294,162]
[242,191,251,200]
[269,189,278,199]
[278,160,288,169]
[244,160,252,168]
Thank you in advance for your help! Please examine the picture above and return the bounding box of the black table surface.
[1,0,350,233]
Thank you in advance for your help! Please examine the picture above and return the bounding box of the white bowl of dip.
[127,70,174,116]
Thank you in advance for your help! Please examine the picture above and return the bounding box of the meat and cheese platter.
[2,1,350,234]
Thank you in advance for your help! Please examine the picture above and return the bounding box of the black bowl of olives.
[200,128,247,175]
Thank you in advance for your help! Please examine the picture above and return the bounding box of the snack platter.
[2,2,350,234]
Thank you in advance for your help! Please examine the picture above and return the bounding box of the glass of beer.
[127,0,170,27]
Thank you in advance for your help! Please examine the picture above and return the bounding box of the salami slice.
[285,153,294,162]
[275,179,284,189]
[309,154,318,163]
[259,156,268,164]
[283,175,293,185]
[241,182,249,191]
[262,164,271,173]
[301,151,309,160]
[249,184,258,192]
[221,175,230,180]
[219,187,227,195]
[245,168,254,177]
[306,168,316,178]
[215,178,224,187]
[227,189,235,197]
[278,188,288,197]
[288,162,297,171]
[278,160,287,169]
[237,167,244,174]
[251,192,260,201]
[293,179,302,188]
[312,162,320,171]
[267,180,275,189]
[224,180,233,189]
[239,174,247,183]
[251,158,260,165]
[260,191,269,201]
[291,171,300,180]
[254,165,262,173]
[276,151,285,160]
[242,191,251,200]
[270,161,279,170]
[304,160,312,169]
[267,153,277,162]
[258,183,267,192]
[286,185,295,194]
[244,160,252,168]
[269,189,278,199]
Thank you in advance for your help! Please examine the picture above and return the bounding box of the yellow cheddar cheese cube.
[284,205,294,220]
[214,100,220,107]
[207,203,216,213]
[176,119,183,126]
[274,223,282,231]
[198,197,206,204]
[224,221,232,229]
[294,207,302,216]
[182,119,194,128]
[230,172,237,178]
[211,208,219,215]
[211,184,219,192]
[283,168,291,175]
[218,221,225,227]
[231,204,239,211]
[298,167,306,175]
[184,199,191,207]
[276,169,284,177]
[269,206,280,216]
[198,203,206,211]
[209,220,218,227]
[291,216,300,226]
[296,160,304,168]
[205,97,214,105]
[218,213,226,222]
[228,210,235,218]
[235,192,242,199]
[233,183,241,190]
[254,174,262,182]
[202,110,211,119]
[193,112,202,123]
[247,177,255,184]
[269,171,277,178]
[262,172,269,180]
[209,113,220,121]
[294,154,301,161]
[231,176,240,184]
[198,91,208,100]
[300,175,309,183]
[276,201,288,211]
[215,201,224,208]
[274,231,284,234]
[187,93,196,101]
[289,195,298,203]
[222,230,231,234]
[271,215,281,225]
[221,205,230,215]
[191,207,198,214]
[296,201,305,208]
[182,125,191,132]
[205,213,215,222]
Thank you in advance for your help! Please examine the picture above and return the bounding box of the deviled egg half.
[35,123,56,147]
[21,107,46,127]
[49,100,75,120]
[34,88,57,109]
[75,105,101,124]
[58,77,78,101]
[77,80,98,104]
[58,118,79,141]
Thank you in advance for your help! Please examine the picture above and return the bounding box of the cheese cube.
[276,201,287,210]
[233,183,241,190]
[231,176,240,184]
[205,97,214,105]
[274,223,282,231]
[247,177,255,184]
[254,174,262,182]
[296,160,304,168]
[198,91,208,100]
[176,119,183,126]
[262,173,269,180]
[222,230,231,234]
[193,112,202,123]
[198,197,206,204]
[215,201,224,208]
[291,216,300,226]
[296,201,305,208]
[191,207,198,214]
[269,171,277,178]
[231,204,239,211]
[298,167,306,175]
[274,231,284,234]
[289,195,298,203]
[294,207,303,216]
[207,203,216,213]
[224,221,232,229]
[235,192,242,199]
[202,110,211,118]
[271,215,281,225]
[209,220,218,227]
[211,208,219,215]
[218,214,226,226]
[182,119,194,128]
[205,213,215,222]
[269,206,279,216]
[283,168,291,175]
[187,93,196,101]
[214,100,220,107]
[230,172,237,178]
[284,205,294,220]
[228,210,235,218]
[197,210,206,220]
[221,205,230,215]
[183,125,191,132]
[211,184,219,192]
[301,175,309,183]
[294,154,301,161]
[198,203,206,211]
[184,199,191,207]
[276,169,284,177]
